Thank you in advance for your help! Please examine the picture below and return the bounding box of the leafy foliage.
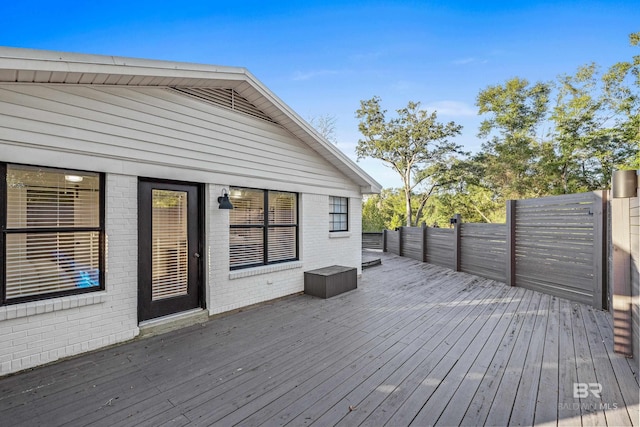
[475,77,551,200]
[361,32,639,229]
[356,97,465,226]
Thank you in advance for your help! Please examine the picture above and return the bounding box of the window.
[329,196,348,232]
[1,164,104,304]
[229,188,298,269]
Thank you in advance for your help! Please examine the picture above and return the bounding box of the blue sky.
[2,1,638,188]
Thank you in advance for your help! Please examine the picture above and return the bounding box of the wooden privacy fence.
[383,191,607,309]
[362,232,383,250]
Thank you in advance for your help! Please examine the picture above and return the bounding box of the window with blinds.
[229,188,297,269]
[329,196,348,232]
[151,190,188,300]
[2,164,104,303]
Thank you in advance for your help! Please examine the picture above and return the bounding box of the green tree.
[356,96,464,226]
[361,189,406,231]
[476,77,552,199]
[545,33,639,192]
[362,194,385,231]
[421,184,504,227]
[601,31,640,171]
[547,63,603,193]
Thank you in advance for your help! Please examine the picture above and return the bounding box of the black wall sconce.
[218,188,234,209]
[449,217,458,225]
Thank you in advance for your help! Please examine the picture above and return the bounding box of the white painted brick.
[0,173,139,377]
[1,176,364,376]
[207,188,362,315]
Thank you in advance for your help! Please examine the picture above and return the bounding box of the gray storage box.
[304,265,357,298]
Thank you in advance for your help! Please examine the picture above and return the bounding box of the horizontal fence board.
[515,231,594,241]
[518,238,593,253]
[515,249,593,264]
[515,204,594,214]
[426,227,454,269]
[461,227,507,282]
[515,222,594,229]
[402,227,423,261]
[516,262,594,284]
[460,261,506,282]
[362,232,383,250]
[386,230,400,255]
[516,192,595,207]
[514,275,593,305]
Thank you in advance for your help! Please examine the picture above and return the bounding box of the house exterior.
[0,47,381,376]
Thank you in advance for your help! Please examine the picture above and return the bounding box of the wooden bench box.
[304,265,357,298]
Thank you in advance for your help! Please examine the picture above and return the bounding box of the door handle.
[193,253,201,258]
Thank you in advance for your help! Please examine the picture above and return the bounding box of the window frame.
[329,196,349,232]
[229,187,299,270]
[0,163,106,306]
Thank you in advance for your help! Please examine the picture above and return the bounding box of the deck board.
[0,251,637,427]
[460,289,536,426]
[534,295,561,425]
[434,286,526,426]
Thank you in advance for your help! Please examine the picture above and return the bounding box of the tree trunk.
[405,189,412,227]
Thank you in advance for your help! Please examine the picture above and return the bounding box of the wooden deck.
[0,251,638,426]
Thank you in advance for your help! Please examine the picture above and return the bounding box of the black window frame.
[0,162,106,306]
[229,187,299,270]
[329,196,349,232]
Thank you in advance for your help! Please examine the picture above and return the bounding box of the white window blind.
[230,189,265,269]
[151,190,188,300]
[230,228,264,268]
[269,192,297,225]
[229,188,297,269]
[229,189,264,226]
[4,165,102,300]
[268,227,296,262]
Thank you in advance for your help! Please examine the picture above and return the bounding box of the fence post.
[383,229,387,253]
[398,226,404,257]
[611,193,632,356]
[506,200,516,286]
[453,214,462,271]
[592,190,607,311]
[422,222,428,263]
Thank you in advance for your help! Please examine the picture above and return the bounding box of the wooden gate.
[511,191,607,309]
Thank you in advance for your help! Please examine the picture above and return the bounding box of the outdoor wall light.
[218,188,234,209]
[65,175,83,183]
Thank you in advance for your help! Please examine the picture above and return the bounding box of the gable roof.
[0,47,381,194]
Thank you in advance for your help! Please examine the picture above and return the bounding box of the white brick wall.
[0,179,364,376]
[0,174,139,376]
[207,187,362,314]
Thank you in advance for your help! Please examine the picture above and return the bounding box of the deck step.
[362,258,382,268]
[138,308,209,338]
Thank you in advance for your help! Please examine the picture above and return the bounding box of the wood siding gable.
[0,84,359,194]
